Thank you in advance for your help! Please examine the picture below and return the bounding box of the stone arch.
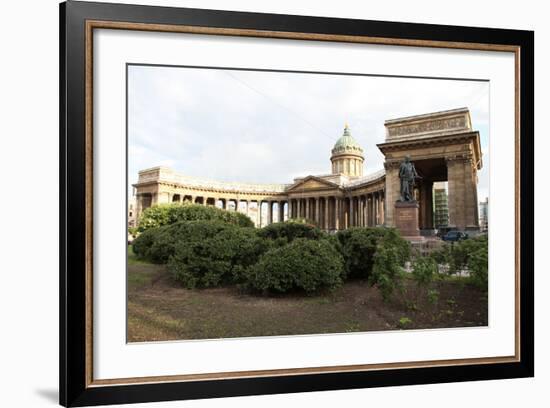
[378,108,482,231]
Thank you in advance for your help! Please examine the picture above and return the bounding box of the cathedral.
[132,107,482,232]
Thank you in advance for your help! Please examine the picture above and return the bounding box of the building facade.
[479,197,489,232]
[433,182,450,228]
[133,108,483,232]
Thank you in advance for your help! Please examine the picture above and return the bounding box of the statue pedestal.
[394,201,423,241]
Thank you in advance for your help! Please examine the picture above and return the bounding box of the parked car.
[441,230,469,242]
[435,226,453,238]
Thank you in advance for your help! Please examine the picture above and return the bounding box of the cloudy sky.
[128,65,489,200]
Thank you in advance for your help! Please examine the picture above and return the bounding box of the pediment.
[286,176,339,192]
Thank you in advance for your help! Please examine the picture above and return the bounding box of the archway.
[378,108,482,231]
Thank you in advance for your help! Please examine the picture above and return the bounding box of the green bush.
[137,203,254,232]
[430,235,488,291]
[450,236,488,272]
[131,227,164,261]
[336,227,410,279]
[258,220,324,243]
[427,289,440,305]
[370,245,406,301]
[397,317,412,329]
[133,219,260,265]
[411,256,438,287]
[161,221,237,263]
[430,243,452,265]
[244,238,344,294]
[167,223,270,289]
[466,239,488,290]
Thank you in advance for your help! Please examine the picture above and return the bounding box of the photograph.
[127,64,490,342]
[54,1,535,406]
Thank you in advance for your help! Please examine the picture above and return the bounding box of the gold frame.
[84,20,521,388]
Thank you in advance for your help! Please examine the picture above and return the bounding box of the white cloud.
[128,65,489,201]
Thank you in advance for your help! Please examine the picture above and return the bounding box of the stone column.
[357,196,365,227]
[367,194,374,227]
[288,200,292,219]
[472,177,480,227]
[359,197,364,227]
[348,197,355,227]
[383,162,400,227]
[358,197,361,226]
[372,194,376,225]
[464,162,479,229]
[315,198,320,226]
[278,201,285,222]
[135,194,143,220]
[357,197,362,227]
[358,197,363,227]
[297,199,302,219]
[256,201,262,227]
[363,197,367,227]
[267,201,272,225]
[371,195,376,226]
[374,194,379,225]
[380,193,385,225]
[305,198,310,221]
[343,199,348,229]
[447,156,478,230]
[364,197,368,226]
[330,200,334,228]
[366,196,370,226]
[334,198,340,230]
[323,197,330,230]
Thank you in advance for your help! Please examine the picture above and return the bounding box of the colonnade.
[137,190,385,230]
[287,191,384,230]
[136,191,289,228]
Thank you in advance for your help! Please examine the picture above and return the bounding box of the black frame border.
[60,1,534,406]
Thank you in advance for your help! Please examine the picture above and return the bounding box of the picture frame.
[59,1,534,406]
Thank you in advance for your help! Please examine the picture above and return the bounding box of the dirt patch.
[127,263,488,342]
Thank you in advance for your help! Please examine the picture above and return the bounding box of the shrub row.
[336,227,410,280]
[137,203,254,232]
[244,239,344,294]
[168,223,269,289]
[429,235,488,291]
[133,212,412,296]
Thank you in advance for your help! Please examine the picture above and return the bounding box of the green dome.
[332,124,363,154]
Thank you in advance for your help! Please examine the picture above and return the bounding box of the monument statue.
[398,155,420,202]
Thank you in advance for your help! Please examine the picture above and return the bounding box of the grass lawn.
[127,248,488,342]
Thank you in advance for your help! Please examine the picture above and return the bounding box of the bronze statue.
[399,155,420,202]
